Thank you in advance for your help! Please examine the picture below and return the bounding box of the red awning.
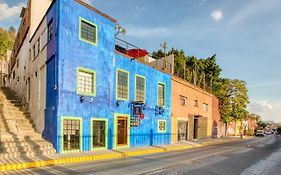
[127,49,148,58]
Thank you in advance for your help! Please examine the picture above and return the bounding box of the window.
[12,71,15,79]
[117,69,129,100]
[16,59,19,68]
[62,119,81,151]
[180,96,188,106]
[92,119,107,149]
[158,83,165,107]
[41,29,47,49]
[203,103,209,112]
[37,37,40,54]
[194,100,199,107]
[135,75,145,102]
[158,120,167,133]
[79,18,97,45]
[32,38,40,59]
[77,68,96,96]
[32,44,36,59]
[47,19,53,42]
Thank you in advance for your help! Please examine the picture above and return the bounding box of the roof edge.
[75,0,117,23]
[172,75,215,98]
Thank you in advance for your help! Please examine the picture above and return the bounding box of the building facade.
[9,0,172,153]
[211,96,223,138]
[171,76,214,143]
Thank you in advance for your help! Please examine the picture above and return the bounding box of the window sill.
[77,92,96,97]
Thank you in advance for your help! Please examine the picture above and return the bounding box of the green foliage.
[152,48,222,91]
[213,78,249,124]
[257,121,267,129]
[152,48,250,129]
[246,129,254,136]
[0,27,15,60]
[278,127,281,134]
[213,78,233,123]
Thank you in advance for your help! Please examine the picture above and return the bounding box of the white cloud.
[228,0,281,27]
[126,26,172,38]
[248,101,281,122]
[0,2,25,21]
[211,9,223,22]
[82,0,92,5]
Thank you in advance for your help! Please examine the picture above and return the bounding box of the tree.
[257,121,267,130]
[213,79,249,137]
[152,47,250,138]
[0,27,15,60]
[153,48,222,91]
[213,78,233,136]
[8,26,16,38]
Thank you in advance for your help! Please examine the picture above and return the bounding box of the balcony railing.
[115,38,174,74]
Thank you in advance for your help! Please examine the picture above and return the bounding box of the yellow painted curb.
[0,153,123,172]
[0,139,239,172]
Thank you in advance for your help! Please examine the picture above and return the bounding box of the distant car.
[265,131,272,135]
[256,130,265,137]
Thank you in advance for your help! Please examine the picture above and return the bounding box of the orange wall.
[171,76,213,142]
[171,76,213,118]
[211,96,223,138]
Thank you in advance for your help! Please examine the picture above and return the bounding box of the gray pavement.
[3,135,281,175]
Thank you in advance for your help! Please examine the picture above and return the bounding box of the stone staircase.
[0,86,56,159]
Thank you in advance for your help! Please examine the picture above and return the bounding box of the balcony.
[115,38,174,74]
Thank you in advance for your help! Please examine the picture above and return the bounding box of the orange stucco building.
[171,76,221,143]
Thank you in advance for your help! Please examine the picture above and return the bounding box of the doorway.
[92,119,107,149]
[194,118,199,139]
[27,78,31,102]
[117,116,128,146]
[178,120,188,141]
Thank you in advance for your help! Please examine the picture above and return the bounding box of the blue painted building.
[43,0,172,153]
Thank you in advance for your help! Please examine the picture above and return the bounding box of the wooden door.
[117,117,128,146]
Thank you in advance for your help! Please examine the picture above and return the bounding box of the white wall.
[28,17,48,134]
[9,34,30,100]
[30,0,52,38]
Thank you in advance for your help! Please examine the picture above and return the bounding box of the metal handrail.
[115,38,173,73]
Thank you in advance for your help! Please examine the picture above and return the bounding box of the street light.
[115,24,126,37]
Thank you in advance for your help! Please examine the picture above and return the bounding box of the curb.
[0,139,241,172]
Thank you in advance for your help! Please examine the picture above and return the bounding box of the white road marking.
[231,147,253,154]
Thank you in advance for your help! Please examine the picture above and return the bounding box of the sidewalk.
[0,137,248,172]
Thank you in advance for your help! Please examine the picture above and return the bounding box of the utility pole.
[160,41,168,69]
[183,60,186,80]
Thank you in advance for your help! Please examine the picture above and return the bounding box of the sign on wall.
[130,102,145,127]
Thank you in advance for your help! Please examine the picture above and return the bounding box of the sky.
[0,0,280,122]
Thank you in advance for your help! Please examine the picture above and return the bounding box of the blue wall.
[44,0,59,150]
[113,54,171,148]
[45,0,171,153]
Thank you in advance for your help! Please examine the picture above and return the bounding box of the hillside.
[0,27,16,60]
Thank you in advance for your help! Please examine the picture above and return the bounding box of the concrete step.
[1,143,54,153]
[0,134,42,142]
[0,149,56,159]
[1,137,43,143]
[1,140,52,148]
[0,113,31,119]
[0,86,56,158]
[0,118,33,125]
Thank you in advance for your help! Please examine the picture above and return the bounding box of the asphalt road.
[4,135,281,175]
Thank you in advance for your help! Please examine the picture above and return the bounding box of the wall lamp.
[80,96,93,103]
[116,100,124,107]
